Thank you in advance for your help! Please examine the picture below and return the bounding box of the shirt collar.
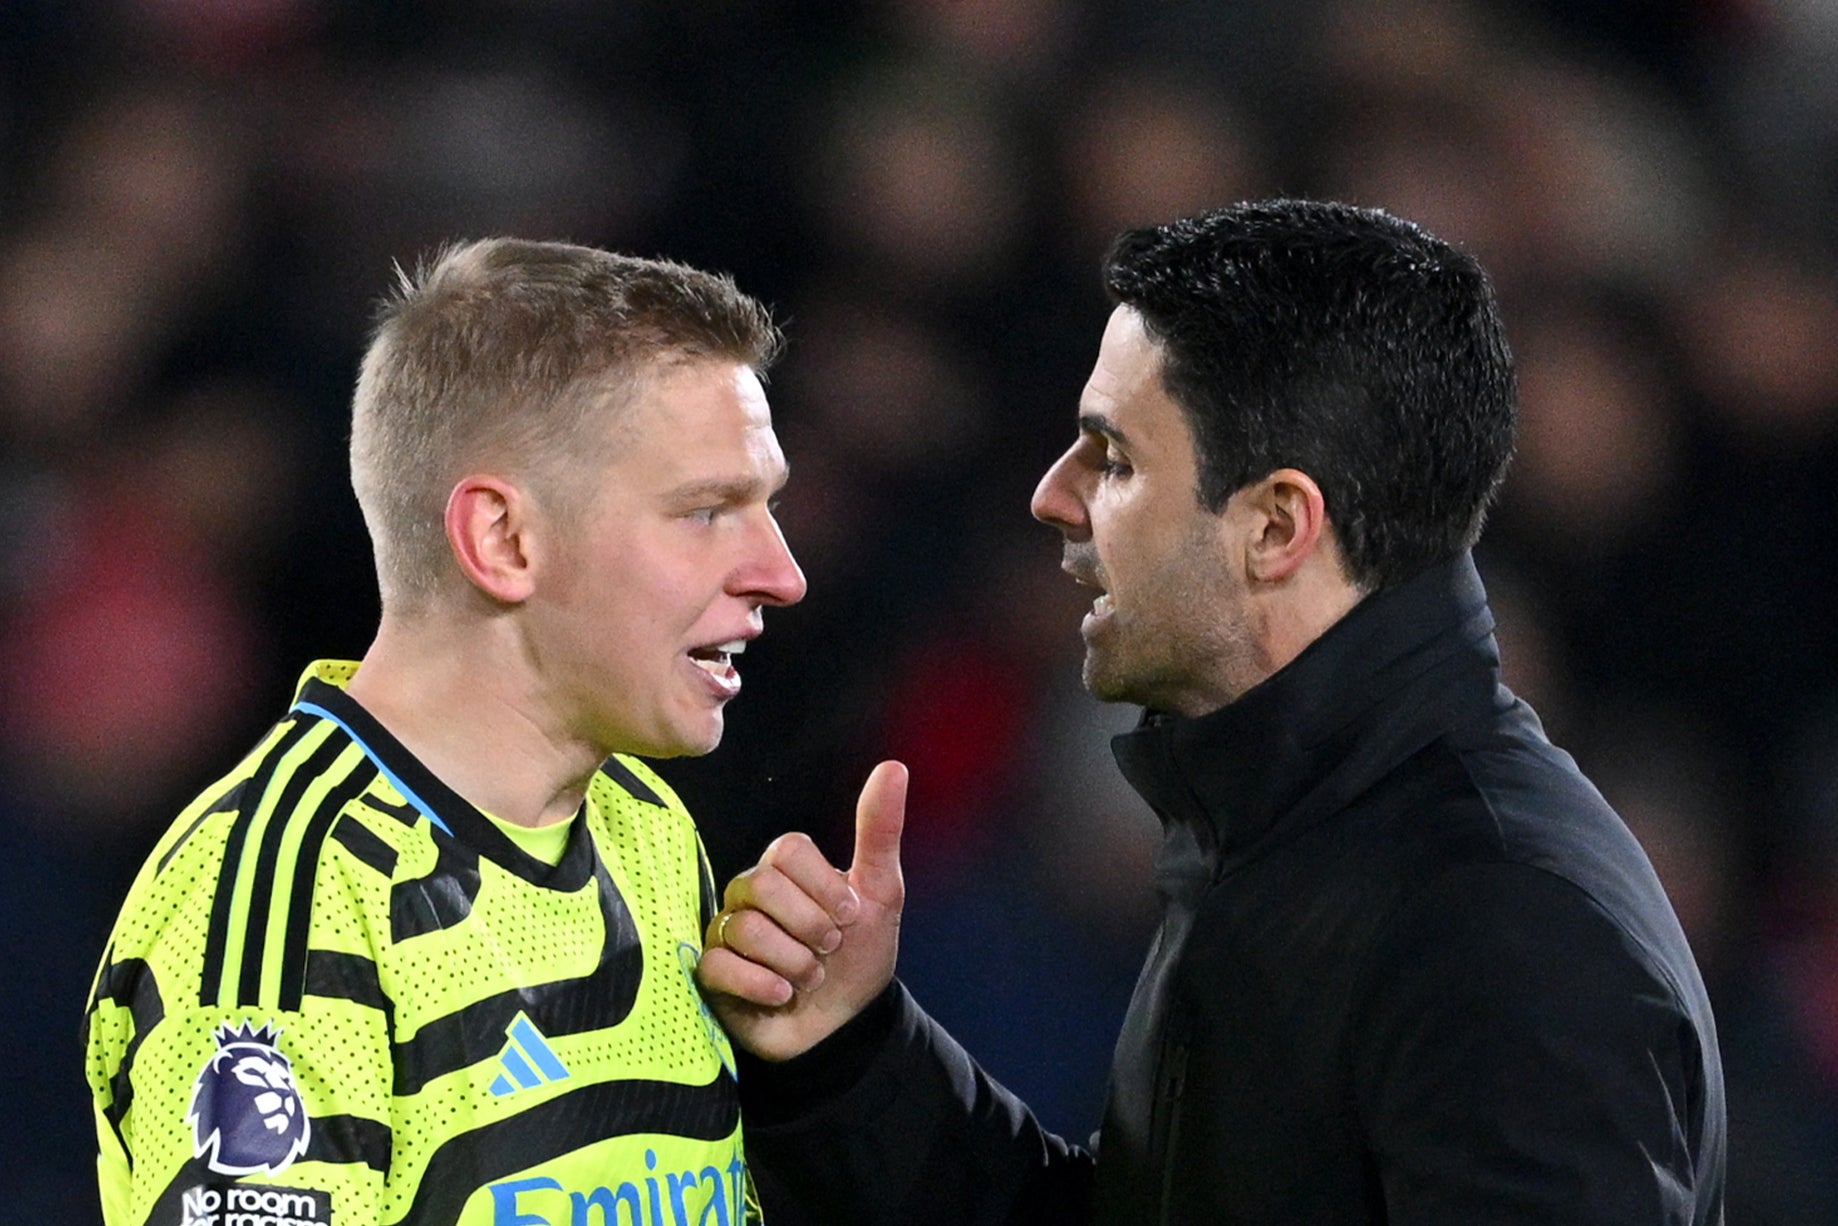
[290,661,597,888]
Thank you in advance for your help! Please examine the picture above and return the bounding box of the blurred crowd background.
[1,0,1835,1220]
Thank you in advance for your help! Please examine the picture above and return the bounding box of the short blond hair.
[350,238,782,611]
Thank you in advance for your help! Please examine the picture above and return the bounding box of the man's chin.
[621,716,725,760]
[670,728,725,759]
[1081,655,1135,706]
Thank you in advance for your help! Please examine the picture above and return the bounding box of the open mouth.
[688,639,747,677]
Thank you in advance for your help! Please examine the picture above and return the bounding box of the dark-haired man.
[698,200,1727,1224]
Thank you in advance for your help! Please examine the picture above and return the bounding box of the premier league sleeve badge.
[186,1021,312,1177]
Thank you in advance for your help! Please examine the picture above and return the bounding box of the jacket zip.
[1157,1040,1189,1226]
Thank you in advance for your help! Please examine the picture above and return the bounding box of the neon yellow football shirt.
[85,661,759,1226]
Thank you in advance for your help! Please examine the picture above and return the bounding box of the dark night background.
[2,1,1835,1219]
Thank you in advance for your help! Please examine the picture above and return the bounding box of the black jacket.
[739,554,1726,1224]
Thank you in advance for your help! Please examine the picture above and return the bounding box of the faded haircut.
[350,238,782,612]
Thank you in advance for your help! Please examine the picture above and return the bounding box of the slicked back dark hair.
[1103,199,1517,593]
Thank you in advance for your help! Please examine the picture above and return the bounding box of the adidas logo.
[488,1013,570,1097]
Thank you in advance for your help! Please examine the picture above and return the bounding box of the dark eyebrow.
[1078,413,1131,449]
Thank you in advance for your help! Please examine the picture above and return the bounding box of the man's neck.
[1250,569,1366,689]
[346,614,601,828]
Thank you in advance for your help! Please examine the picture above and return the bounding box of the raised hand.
[697,760,908,1061]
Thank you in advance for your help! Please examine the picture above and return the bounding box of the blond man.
[85,240,804,1226]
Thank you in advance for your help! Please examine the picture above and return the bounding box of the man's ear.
[1240,467,1329,583]
[445,476,538,604]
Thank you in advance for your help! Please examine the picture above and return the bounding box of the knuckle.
[771,936,816,977]
[761,831,810,863]
[722,869,759,906]
[762,832,820,871]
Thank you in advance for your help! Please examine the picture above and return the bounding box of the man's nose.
[743,513,808,607]
[1031,448,1089,540]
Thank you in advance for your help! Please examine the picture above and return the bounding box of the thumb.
[849,759,908,901]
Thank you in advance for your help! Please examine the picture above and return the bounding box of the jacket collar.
[1109,552,1503,862]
